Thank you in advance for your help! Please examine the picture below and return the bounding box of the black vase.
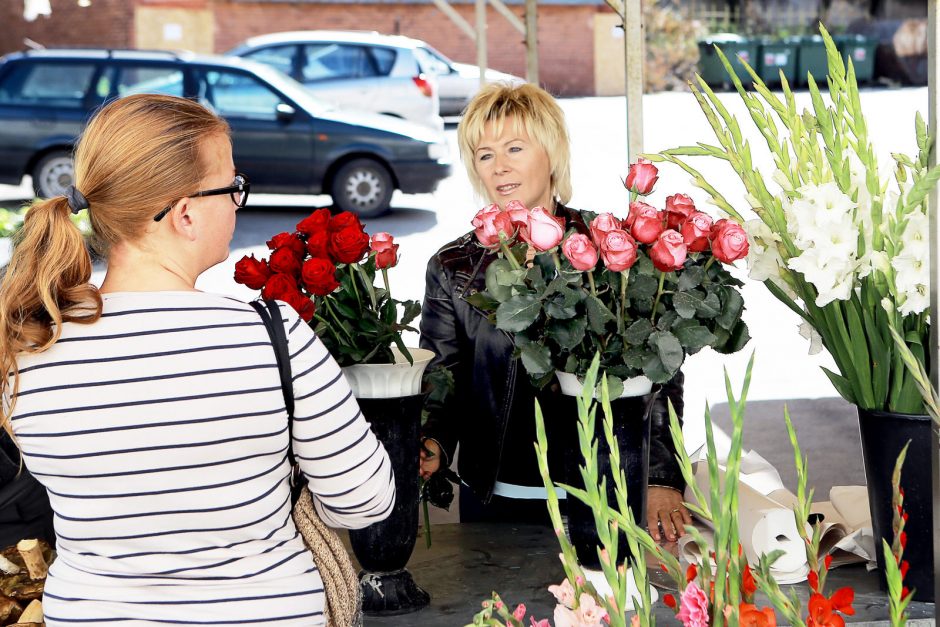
[348,395,429,615]
[857,408,934,602]
[559,389,657,568]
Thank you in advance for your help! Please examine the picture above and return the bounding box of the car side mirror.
[276,103,296,122]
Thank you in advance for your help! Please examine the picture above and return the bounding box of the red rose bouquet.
[465,160,750,395]
[234,208,420,366]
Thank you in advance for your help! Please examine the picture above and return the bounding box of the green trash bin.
[698,34,759,88]
[789,35,829,87]
[756,38,797,86]
[834,34,878,83]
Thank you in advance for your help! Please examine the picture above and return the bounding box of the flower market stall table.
[344,522,934,626]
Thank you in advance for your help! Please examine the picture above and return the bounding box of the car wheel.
[32,151,74,199]
[331,159,393,218]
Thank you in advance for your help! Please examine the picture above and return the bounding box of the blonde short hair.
[457,82,571,205]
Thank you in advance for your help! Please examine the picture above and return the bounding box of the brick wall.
[1,0,134,56]
[213,1,597,96]
[1,0,597,95]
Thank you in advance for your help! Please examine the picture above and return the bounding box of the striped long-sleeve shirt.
[10,291,395,626]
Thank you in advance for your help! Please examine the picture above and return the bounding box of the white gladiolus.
[787,249,857,306]
[772,169,794,192]
[798,321,824,355]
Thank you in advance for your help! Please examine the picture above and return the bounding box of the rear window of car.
[413,47,450,75]
[242,45,295,77]
[0,62,97,108]
[369,47,397,76]
[301,44,381,81]
[199,69,282,120]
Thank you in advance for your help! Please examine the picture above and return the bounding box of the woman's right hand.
[419,439,441,480]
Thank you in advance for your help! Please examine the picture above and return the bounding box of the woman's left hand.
[647,486,692,542]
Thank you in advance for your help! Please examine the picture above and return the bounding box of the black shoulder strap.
[250,300,296,467]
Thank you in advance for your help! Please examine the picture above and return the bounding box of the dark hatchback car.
[0,49,452,216]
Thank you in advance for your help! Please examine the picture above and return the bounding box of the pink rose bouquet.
[465,162,750,393]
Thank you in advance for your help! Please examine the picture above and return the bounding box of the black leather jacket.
[419,205,685,503]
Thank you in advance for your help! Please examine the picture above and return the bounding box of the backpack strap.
[250,300,296,467]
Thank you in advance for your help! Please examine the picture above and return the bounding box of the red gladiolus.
[685,563,698,583]
[329,225,371,264]
[665,193,697,229]
[301,258,340,296]
[742,563,757,598]
[807,594,844,627]
[739,603,777,627]
[650,230,688,272]
[624,158,658,195]
[902,586,911,599]
[371,232,399,269]
[261,272,299,302]
[306,231,330,259]
[629,204,666,244]
[234,254,271,290]
[900,531,908,549]
[900,560,910,578]
[808,571,819,593]
[829,587,855,615]
[329,211,363,233]
[663,594,677,609]
[268,246,302,277]
[266,232,306,258]
[296,208,332,235]
[824,555,833,571]
[710,218,750,263]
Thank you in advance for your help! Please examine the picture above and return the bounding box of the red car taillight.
[413,74,433,98]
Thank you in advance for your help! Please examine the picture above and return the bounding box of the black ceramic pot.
[857,407,934,602]
[348,394,429,615]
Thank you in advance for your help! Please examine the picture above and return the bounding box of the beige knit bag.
[292,488,362,627]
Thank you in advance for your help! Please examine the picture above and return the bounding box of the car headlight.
[428,142,449,161]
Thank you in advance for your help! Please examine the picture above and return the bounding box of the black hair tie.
[65,186,89,215]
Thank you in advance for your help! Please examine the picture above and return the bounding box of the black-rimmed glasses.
[154,174,251,222]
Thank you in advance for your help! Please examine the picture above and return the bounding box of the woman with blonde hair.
[1,94,394,625]
[418,82,689,540]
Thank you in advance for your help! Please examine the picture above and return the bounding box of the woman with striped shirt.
[0,94,394,626]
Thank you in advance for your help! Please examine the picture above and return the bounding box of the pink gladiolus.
[625,158,658,195]
[590,212,621,248]
[676,581,710,627]
[562,234,599,271]
[520,206,565,252]
[513,604,527,621]
[548,579,576,607]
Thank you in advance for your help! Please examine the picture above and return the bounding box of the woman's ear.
[169,197,198,242]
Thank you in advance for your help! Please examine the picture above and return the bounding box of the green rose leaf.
[624,346,648,369]
[649,330,684,374]
[525,265,547,292]
[585,295,616,333]
[485,259,516,301]
[656,310,678,332]
[677,265,705,291]
[545,294,578,320]
[624,318,654,345]
[496,294,541,332]
[672,291,700,319]
[641,354,672,384]
[674,322,718,351]
[716,285,745,330]
[713,320,751,354]
[464,292,500,312]
[548,316,588,350]
[629,273,660,299]
[520,342,553,375]
[696,292,722,319]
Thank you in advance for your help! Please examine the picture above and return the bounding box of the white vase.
[555,371,653,398]
[341,347,435,399]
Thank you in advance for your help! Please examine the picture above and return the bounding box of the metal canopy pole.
[476,0,487,89]
[623,0,644,162]
[928,0,940,612]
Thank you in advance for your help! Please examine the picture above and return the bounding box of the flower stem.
[323,297,355,343]
[347,265,363,309]
[551,251,562,273]
[500,241,522,270]
[650,271,666,325]
[704,256,716,272]
[587,271,597,297]
[422,492,432,549]
[619,268,631,333]
[381,267,391,302]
